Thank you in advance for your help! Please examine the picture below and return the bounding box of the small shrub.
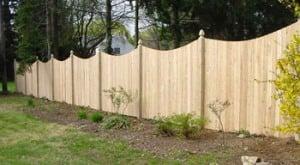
[208,100,231,132]
[77,111,87,120]
[102,115,130,129]
[156,114,207,138]
[156,118,176,136]
[27,99,35,108]
[237,129,251,138]
[208,99,231,145]
[103,86,137,114]
[90,112,103,123]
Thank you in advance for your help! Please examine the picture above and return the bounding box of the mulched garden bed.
[21,98,300,165]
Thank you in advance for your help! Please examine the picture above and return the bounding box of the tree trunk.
[0,0,8,94]
[3,0,15,81]
[50,0,59,58]
[46,0,51,58]
[170,2,181,49]
[105,0,113,54]
[135,0,139,47]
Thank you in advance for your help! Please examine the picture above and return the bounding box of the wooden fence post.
[36,56,39,97]
[51,54,55,100]
[199,30,206,117]
[97,48,102,110]
[70,50,75,105]
[138,39,143,119]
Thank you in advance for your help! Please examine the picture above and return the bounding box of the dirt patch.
[21,99,300,165]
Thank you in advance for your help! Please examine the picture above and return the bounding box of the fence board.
[142,40,202,118]
[38,61,53,100]
[53,58,72,104]
[15,20,300,137]
[73,55,100,109]
[101,50,140,117]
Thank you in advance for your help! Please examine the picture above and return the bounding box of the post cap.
[199,29,205,38]
[95,48,100,54]
[70,50,74,55]
[51,54,54,59]
[138,39,143,45]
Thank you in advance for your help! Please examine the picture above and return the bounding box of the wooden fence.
[15,20,300,137]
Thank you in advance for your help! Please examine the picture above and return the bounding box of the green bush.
[274,34,300,134]
[237,129,251,138]
[27,99,35,108]
[156,114,207,138]
[156,118,176,136]
[102,116,130,129]
[90,112,103,123]
[77,111,87,120]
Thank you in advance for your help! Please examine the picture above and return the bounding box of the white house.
[97,35,135,55]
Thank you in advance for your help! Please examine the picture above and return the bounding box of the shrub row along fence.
[15,21,300,137]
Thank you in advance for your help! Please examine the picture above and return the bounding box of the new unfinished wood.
[15,20,300,137]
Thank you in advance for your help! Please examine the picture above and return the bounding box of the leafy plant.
[156,114,207,138]
[102,115,130,129]
[237,129,251,138]
[156,117,176,137]
[274,34,300,134]
[27,99,35,108]
[103,86,137,114]
[90,112,103,123]
[77,111,87,120]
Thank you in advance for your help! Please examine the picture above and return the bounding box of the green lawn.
[0,95,218,165]
[0,82,16,93]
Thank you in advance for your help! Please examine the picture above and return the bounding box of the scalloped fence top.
[15,20,300,137]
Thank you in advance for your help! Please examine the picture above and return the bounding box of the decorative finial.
[70,50,74,56]
[199,29,205,38]
[36,56,39,61]
[138,39,143,45]
[51,54,54,59]
[95,48,100,54]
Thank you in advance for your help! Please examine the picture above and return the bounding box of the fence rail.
[15,20,300,137]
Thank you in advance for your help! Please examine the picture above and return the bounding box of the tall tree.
[135,0,139,47]
[49,0,59,57]
[46,0,51,57]
[169,1,181,48]
[279,0,300,17]
[105,0,113,54]
[69,0,106,56]
[16,0,47,66]
[141,0,297,48]
[0,0,8,94]
[3,0,18,81]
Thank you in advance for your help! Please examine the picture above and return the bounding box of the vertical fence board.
[101,50,140,117]
[53,59,72,103]
[142,40,201,118]
[14,62,26,94]
[38,61,53,100]
[16,20,300,137]
[25,62,38,96]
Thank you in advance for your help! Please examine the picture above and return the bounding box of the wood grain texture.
[101,50,140,117]
[15,20,300,137]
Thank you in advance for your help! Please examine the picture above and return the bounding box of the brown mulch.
[21,99,300,165]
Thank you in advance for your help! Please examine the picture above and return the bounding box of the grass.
[0,95,220,165]
[0,82,16,93]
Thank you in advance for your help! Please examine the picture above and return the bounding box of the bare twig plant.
[208,99,231,146]
[103,86,137,114]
